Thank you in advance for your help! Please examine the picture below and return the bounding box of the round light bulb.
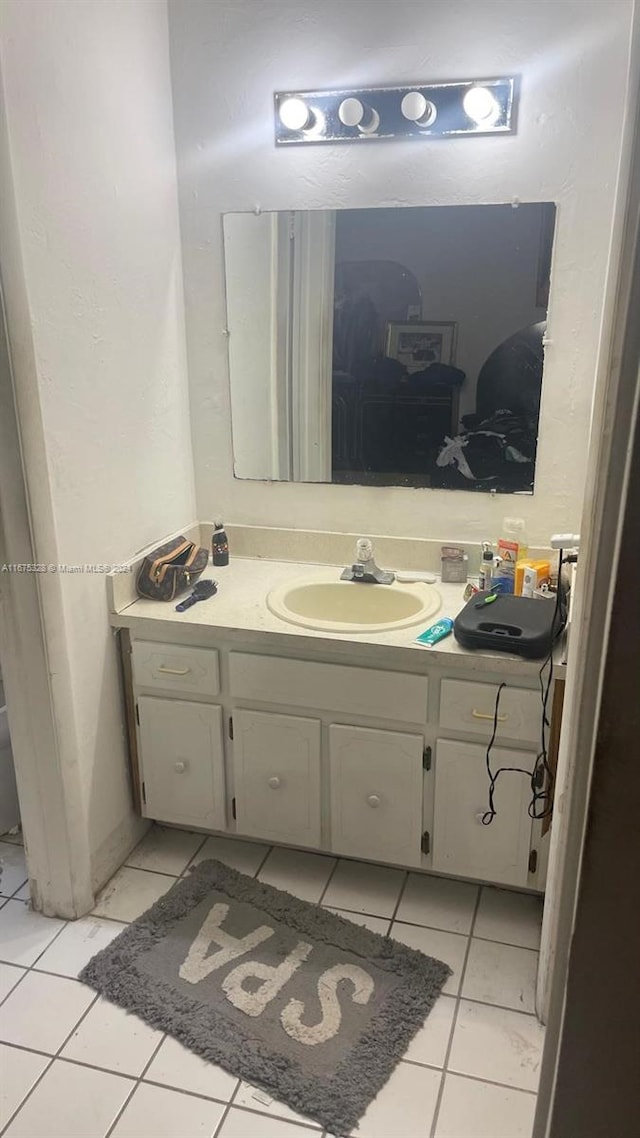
[338,98,364,127]
[338,97,379,134]
[278,97,312,131]
[463,86,500,126]
[401,91,437,127]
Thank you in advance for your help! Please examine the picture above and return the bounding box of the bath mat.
[80,859,450,1135]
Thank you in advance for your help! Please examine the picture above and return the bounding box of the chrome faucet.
[341,538,395,585]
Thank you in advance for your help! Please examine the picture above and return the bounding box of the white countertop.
[111,557,565,678]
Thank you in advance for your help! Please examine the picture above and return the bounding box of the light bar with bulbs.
[274,78,517,145]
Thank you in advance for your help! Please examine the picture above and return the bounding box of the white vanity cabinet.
[232,709,322,847]
[137,697,226,831]
[329,724,425,866]
[433,739,533,887]
[127,634,554,892]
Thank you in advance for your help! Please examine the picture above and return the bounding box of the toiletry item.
[395,571,438,584]
[522,560,551,598]
[479,542,494,591]
[415,617,454,646]
[495,517,528,594]
[175,579,218,612]
[463,582,479,601]
[440,545,468,584]
[474,591,499,609]
[515,560,530,596]
[212,521,229,566]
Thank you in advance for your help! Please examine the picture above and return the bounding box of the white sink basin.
[267,574,441,633]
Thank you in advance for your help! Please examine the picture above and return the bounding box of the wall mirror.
[223,202,556,492]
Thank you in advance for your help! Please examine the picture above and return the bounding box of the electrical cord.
[482,550,567,825]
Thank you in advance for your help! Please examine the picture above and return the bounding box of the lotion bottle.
[212,521,229,566]
[479,542,494,591]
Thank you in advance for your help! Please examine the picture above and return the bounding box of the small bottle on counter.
[212,521,229,566]
[478,542,494,591]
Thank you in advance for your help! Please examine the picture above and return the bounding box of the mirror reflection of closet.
[223,202,556,493]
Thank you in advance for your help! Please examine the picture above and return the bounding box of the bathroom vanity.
[110,538,563,894]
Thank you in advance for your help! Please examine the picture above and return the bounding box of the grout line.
[315,856,342,908]
[212,1077,243,1138]
[253,845,275,879]
[214,1099,321,1133]
[178,832,214,877]
[0,990,101,1137]
[113,864,180,881]
[429,885,482,1138]
[102,1031,171,1138]
[400,1053,538,1093]
[387,869,410,931]
[321,899,541,954]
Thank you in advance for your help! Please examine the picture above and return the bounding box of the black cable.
[482,551,568,824]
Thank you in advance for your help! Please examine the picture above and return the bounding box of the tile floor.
[0,829,545,1138]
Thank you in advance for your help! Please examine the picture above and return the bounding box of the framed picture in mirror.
[386,321,457,372]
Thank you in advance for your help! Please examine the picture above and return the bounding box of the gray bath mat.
[80,859,450,1135]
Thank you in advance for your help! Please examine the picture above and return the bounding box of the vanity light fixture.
[463,85,501,126]
[338,97,380,134]
[278,96,314,132]
[401,91,437,127]
[274,77,517,145]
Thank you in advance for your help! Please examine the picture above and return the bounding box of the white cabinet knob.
[175,761,187,773]
[268,776,281,790]
[367,794,381,808]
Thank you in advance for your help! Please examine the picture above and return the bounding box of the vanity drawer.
[229,653,428,724]
[132,641,220,697]
[440,679,540,746]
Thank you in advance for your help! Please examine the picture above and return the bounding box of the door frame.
[533,39,640,1137]
[0,278,92,918]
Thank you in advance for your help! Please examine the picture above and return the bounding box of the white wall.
[169,0,635,546]
[0,0,196,903]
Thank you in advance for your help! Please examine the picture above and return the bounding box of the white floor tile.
[4,1058,134,1138]
[462,939,538,1013]
[61,996,163,1076]
[258,846,336,902]
[92,866,176,922]
[126,826,205,876]
[396,874,478,934]
[0,962,26,1002]
[403,994,457,1067]
[0,970,95,1053]
[0,842,28,897]
[189,834,268,876]
[322,860,405,918]
[475,887,543,949]
[390,922,468,996]
[11,883,30,903]
[34,915,126,978]
[235,1080,321,1128]
[0,900,65,967]
[448,1000,544,1091]
[144,1035,238,1101]
[349,1060,441,1137]
[219,1107,318,1138]
[435,1072,537,1137]
[323,907,390,935]
[0,1044,49,1129]
[110,1081,226,1138]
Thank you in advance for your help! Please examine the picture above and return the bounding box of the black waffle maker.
[454,592,565,659]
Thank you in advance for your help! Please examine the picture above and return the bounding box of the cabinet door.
[233,710,321,847]
[433,739,532,887]
[329,724,424,867]
[138,697,226,830]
